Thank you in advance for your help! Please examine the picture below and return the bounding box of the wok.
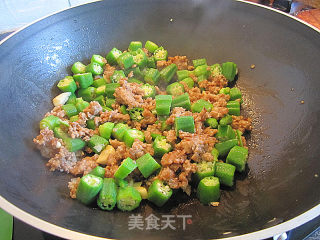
[0,0,319,239]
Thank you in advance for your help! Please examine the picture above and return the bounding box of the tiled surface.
[0,0,97,33]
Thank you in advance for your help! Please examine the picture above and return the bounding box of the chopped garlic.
[96,145,115,164]
[53,92,71,107]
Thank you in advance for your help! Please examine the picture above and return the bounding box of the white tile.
[69,0,99,7]
[0,0,69,33]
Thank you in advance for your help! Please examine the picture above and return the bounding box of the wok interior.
[0,0,319,239]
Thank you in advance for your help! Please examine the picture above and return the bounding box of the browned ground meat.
[209,107,229,120]
[96,110,130,125]
[187,87,202,104]
[166,107,192,125]
[176,131,216,162]
[114,79,145,108]
[109,139,131,162]
[158,150,197,190]
[83,101,103,119]
[44,106,66,119]
[198,75,228,94]
[142,48,150,56]
[103,64,116,83]
[34,128,79,172]
[143,123,162,143]
[34,128,63,158]
[129,139,154,159]
[168,56,189,70]
[139,109,157,128]
[68,122,94,141]
[231,116,252,133]
[68,177,80,199]
[69,155,98,176]
[157,60,172,70]
[105,165,119,178]
[163,130,177,145]
[156,56,188,70]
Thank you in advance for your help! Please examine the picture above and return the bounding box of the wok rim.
[0,0,319,239]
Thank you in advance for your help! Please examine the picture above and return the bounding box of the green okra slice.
[91,54,106,67]
[128,107,144,121]
[144,40,159,53]
[215,125,236,142]
[94,95,106,107]
[123,129,145,147]
[194,161,216,183]
[175,116,195,136]
[99,122,115,140]
[141,84,156,99]
[210,63,222,77]
[86,119,96,130]
[194,64,209,77]
[171,93,191,110]
[205,118,218,129]
[155,95,172,116]
[111,70,126,83]
[211,148,219,161]
[153,47,168,61]
[226,146,248,172]
[160,63,177,83]
[219,87,230,95]
[88,135,109,154]
[92,78,106,88]
[229,88,242,101]
[214,139,238,157]
[117,186,142,211]
[219,115,233,126]
[191,99,213,113]
[114,157,137,179]
[147,179,172,207]
[166,82,185,96]
[71,61,86,74]
[57,76,77,93]
[106,48,122,65]
[86,62,104,75]
[75,98,89,112]
[197,176,220,204]
[215,162,236,187]
[112,123,129,141]
[144,68,160,85]
[132,48,148,68]
[153,136,172,158]
[97,178,117,211]
[222,62,238,82]
[136,153,161,178]
[39,115,62,130]
[62,104,78,118]
[117,52,135,69]
[180,77,194,89]
[193,58,207,68]
[105,83,120,99]
[128,41,142,51]
[77,87,96,101]
[89,166,106,178]
[73,72,94,89]
[76,174,103,205]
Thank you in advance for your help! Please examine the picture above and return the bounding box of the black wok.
[0,0,319,239]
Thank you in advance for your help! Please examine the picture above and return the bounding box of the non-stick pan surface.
[0,0,319,239]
